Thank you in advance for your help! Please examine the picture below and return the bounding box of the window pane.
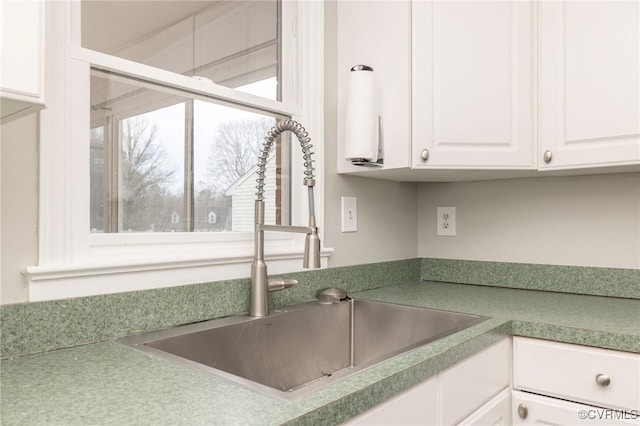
[120,103,185,232]
[193,100,289,232]
[81,1,280,100]
[90,69,289,233]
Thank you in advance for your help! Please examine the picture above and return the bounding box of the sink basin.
[119,299,488,399]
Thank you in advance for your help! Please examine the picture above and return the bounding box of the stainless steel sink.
[119,299,488,399]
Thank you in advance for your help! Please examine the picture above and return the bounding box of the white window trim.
[26,0,330,302]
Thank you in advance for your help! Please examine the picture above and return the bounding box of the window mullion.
[184,100,195,232]
[104,115,120,233]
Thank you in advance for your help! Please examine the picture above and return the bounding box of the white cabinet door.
[412,1,534,169]
[0,0,45,122]
[345,376,437,426]
[538,1,640,170]
[513,391,639,425]
[345,338,512,425]
[439,338,512,425]
[458,388,512,426]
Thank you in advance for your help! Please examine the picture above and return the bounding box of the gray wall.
[418,173,640,269]
[322,1,419,267]
[1,114,39,304]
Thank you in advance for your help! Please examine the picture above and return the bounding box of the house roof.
[224,152,275,196]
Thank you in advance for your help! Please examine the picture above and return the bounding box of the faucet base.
[250,260,268,317]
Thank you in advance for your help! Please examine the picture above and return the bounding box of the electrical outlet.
[341,197,357,233]
[437,206,456,236]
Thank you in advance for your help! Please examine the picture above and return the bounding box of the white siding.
[230,155,276,232]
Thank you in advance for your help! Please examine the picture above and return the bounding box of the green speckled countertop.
[2,281,639,426]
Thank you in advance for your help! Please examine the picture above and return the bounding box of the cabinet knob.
[595,373,611,387]
[420,149,429,162]
[543,150,553,163]
[517,403,528,419]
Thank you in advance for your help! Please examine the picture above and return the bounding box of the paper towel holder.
[351,64,373,72]
[347,65,384,168]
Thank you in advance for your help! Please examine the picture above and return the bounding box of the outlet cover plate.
[437,206,456,236]
[341,197,357,233]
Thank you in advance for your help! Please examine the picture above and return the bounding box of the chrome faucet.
[250,120,321,317]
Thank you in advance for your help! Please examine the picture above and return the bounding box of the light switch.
[341,197,357,233]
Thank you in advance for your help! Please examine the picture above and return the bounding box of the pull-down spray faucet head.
[303,215,321,269]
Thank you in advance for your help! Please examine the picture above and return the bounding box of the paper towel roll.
[344,65,379,163]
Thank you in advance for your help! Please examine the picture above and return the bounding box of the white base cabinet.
[344,338,511,426]
[347,376,438,426]
[439,339,511,425]
[458,388,512,426]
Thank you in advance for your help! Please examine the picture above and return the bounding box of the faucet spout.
[250,120,320,317]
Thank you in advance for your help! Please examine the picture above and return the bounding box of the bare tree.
[207,117,275,195]
[120,116,176,230]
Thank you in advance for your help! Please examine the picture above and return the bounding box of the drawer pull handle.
[517,403,528,419]
[595,373,611,387]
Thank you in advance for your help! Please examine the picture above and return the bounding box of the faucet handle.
[268,278,298,292]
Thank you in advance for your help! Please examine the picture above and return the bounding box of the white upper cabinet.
[412,1,534,169]
[538,1,640,171]
[336,0,412,173]
[0,0,45,123]
[337,0,639,181]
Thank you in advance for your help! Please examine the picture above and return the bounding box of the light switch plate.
[341,197,357,233]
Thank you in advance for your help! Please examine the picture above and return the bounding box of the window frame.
[27,0,327,301]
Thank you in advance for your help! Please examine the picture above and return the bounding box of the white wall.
[323,1,419,267]
[418,173,640,269]
[1,114,39,304]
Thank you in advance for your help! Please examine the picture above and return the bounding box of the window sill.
[25,247,333,302]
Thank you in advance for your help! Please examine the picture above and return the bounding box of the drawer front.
[514,337,640,411]
[440,338,512,425]
[512,390,639,425]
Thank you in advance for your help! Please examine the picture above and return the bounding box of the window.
[83,1,288,234]
[29,0,325,301]
[89,70,289,234]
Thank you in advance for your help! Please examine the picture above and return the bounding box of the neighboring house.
[225,153,277,232]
